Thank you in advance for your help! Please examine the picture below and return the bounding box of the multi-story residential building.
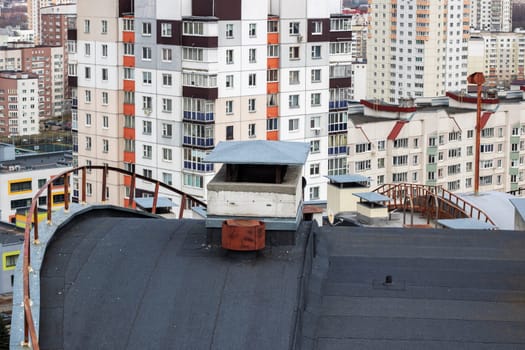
[0,44,66,118]
[471,0,512,32]
[0,143,72,223]
[27,0,76,44]
[77,0,360,205]
[350,92,525,193]
[468,31,525,88]
[366,0,470,103]
[0,71,39,136]
[513,0,525,31]
[0,222,23,294]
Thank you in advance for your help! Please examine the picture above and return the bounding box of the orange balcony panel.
[123,79,135,91]
[124,151,135,163]
[267,106,279,118]
[123,103,135,115]
[123,198,131,208]
[266,130,279,141]
[124,174,132,187]
[416,35,428,41]
[123,31,135,43]
[123,55,135,67]
[123,127,135,139]
[267,32,279,44]
[267,57,279,69]
[267,82,279,94]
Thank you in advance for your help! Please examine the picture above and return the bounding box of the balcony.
[183,111,214,123]
[183,136,214,148]
[328,146,347,155]
[183,161,214,172]
[329,100,348,110]
[328,123,347,133]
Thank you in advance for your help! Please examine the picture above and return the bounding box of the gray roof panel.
[437,218,496,230]
[326,174,370,184]
[353,192,392,202]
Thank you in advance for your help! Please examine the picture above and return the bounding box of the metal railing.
[374,183,496,226]
[20,165,207,349]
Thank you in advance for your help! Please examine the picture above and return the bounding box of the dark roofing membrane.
[38,210,525,350]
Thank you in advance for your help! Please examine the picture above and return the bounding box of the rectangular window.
[163,172,173,185]
[268,21,278,33]
[103,139,109,153]
[248,73,256,87]
[267,93,278,106]
[289,118,299,131]
[226,100,233,114]
[162,148,172,161]
[142,47,152,60]
[289,70,300,84]
[226,125,234,140]
[143,169,153,179]
[9,180,32,193]
[310,163,320,176]
[289,22,300,35]
[226,23,234,38]
[248,98,256,112]
[101,20,108,34]
[123,19,134,31]
[161,23,172,37]
[183,22,204,35]
[143,120,152,134]
[85,90,92,103]
[143,145,152,159]
[226,49,234,64]
[162,73,172,86]
[85,136,92,150]
[249,23,257,37]
[310,93,321,106]
[311,69,321,82]
[268,45,279,57]
[142,22,152,35]
[249,48,256,63]
[226,74,234,88]
[311,45,321,59]
[162,123,172,138]
[102,68,108,81]
[84,19,90,33]
[85,113,92,126]
[289,46,300,60]
[162,98,172,112]
[182,47,203,61]
[142,71,152,85]
[84,66,91,79]
[289,95,299,108]
[124,43,134,55]
[312,21,322,34]
[310,140,320,153]
[102,44,108,57]
[309,186,320,200]
[248,123,256,138]
[162,48,172,62]
[102,115,109,128]
[142,96,152,111]
[267,118,278,131]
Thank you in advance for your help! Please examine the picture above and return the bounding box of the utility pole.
[467,72,486,195]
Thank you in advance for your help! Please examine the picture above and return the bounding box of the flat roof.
[326,174,370,184]
[204,140,309,165]
[0,150,72,173]
[437,218,497,230]
[353,192,391,202]
[510,198,525,223]
[134,197,175,209]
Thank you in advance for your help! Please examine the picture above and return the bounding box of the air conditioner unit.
[313,128,320,136]
[143,108,152,116]
[297,35,303,43]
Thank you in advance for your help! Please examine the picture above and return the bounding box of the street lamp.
[467,72,485,195]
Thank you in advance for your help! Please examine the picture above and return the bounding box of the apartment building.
[0,44,66,118]
[0,71,39,136]
[76,0,362,205]
[26,0,76,44]
[468,31,525,88]
[366,0,470,103]
[0,222,23,294]
[349,92,525,193]
[0,143,72,223]
[471,0,512,32]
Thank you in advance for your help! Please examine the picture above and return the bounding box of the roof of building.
[458,191,516,230]
[437,218,496,230]
[0,150,72,173]
[326,174,370,184]
[510,198,525,223]
[0,222,23,245]
[34,208,525,349]
[204,140,310,165]
[134,196,175,209]
[353,191,392,203]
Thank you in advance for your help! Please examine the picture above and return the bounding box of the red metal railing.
[21,165,207,349]
[374,183,496,226]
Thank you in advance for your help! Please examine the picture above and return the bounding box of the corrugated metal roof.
[326,174,370,184]
[437,218,496,230]
[134,197,175,209]
[510,198,525,222]
[204,140,309,165]
[353,192,391,202]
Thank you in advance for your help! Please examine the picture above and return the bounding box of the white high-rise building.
[471,0,512,32]
[366,0,470,103]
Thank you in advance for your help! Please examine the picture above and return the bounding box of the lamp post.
[467,72,485,195]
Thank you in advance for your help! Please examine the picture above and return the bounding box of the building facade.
[366,0,470,103]
[0,223,23,294]
[0,71,39,136]
[471,0,512,32]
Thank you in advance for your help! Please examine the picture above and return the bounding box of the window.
[328,158,347,175]
[102,115,109,128]
[377,140,386,151]
[248,123,256,138]
[143,169,153,179]
[124,91,134,104]
[428,137,436,146]
[162,172,173,185]
[289,95,299,108]
[289,70,300,84]
[124,43,134,55]
[183,47,203,61]
[123,18,134,31]
[162,73,172,86]
[9,180,31,193]
[311,45,321,59]
[161,23,172,37]
[267,118,278,131]
[249,23,257,37]
[101,20,108,34]
[226,23,234,38]
[162,98,172,112]
[85,113,92,126]
[84,19,90,33]
[162,123,172,138]
[248,98,256,112]
[143,120,152,134]
[142,22,152,35]
[267,93,278,106]
[162,48,172,62]
[86,183,93,197]
[355,143,371,153]
[248,73,256,87]
[393,138,408,148]
[311,69,321,82]
[226,125,234,140]
[85,136,92,150]
[310,116,320,129]
[142,71,152,85]
[268,45,279,57]
[103,139,109,153]
[85,90,91,103]
[143,145,152,159]
[289,46,300,60]
[142,47,152,60]
[142,96,152,111]
[162,148,172,161]
[226,49,235,64]
[355,160,371,172]
[309,186,320,200]
[392,172,408,182]
[310,93,321,106]
[289,118,299,131]
[102,44,108,57]
[310,163,320,176]
[226,100,233,114]
[312,21,322,34]
[184,173,203,188]
[289,22,300,35]
[225,75,234,88]
[84,66,91,79]
[4,252,19,270]
[249,48,256,63]
[310,140,320,153]
[268,21,278,33]
[183,22,204,35]
[480,144,494,153]
[377,158,385,168]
